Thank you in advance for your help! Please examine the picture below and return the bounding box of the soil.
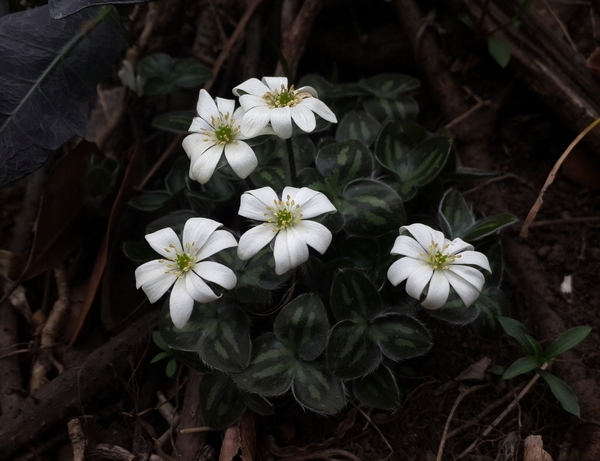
[1,0,600,460]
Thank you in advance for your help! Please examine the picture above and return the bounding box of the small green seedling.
[150,331,178,378]
[498,316,591,417]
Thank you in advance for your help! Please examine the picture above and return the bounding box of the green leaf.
[473,287,510,338]
[370,314,432,361]
[544,326,592,360]
[326,320,381,379]
[165,358,177,377]
[152,110,195,133]
[502,356,542,379]
[297,74,334,98]
[487,36,511,68]
[233,333,294,396]
[165,157,189,194]
[425,296,481,325]
[150,351,170,364]
[340,179,405,236]
[172,58,213,88]
[200,372,247,429]
[336,111,380,146]
[201,171,236,202]
[331,269,383,321]
[497,317,539,356]
[244,393,275,416]
[537,370,580,417]
[462,214,518,241]
[122,240,157,263]
[251,166,287,191]
[352,364,400,410]
[328,82,371,98]
[146,210,199,234]
[315,140,374,191]
[138,54,213,95]
[274,294,329,361]
[235,246,290,292]
[129,190,172,211]
[359,74,421,98]
[291,360,346,415]
[438,189,475,239]
[152,331,169,350]
[363,96,419,122]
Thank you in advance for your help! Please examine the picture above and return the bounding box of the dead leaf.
[240,410,256,461]
[219,425,241,461]
[523,435,553,461]
[455,357,492,382]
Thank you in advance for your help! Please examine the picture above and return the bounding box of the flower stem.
[285,137,297,183]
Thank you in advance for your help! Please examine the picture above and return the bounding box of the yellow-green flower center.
[176,253,194,272]
[200,112,240,145]
[159,242,199,277]
[265,195,303,231]
[263,85,311,109]
[214,125,234,143]
[425,241,460,270]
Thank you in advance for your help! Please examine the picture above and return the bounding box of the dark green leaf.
[172,58,213,87]
[251,166,287,191]
[425,296,481,325]
[129,191,172,211]
[200,372,247,429]
[328,82,371,98]
[370,314,432,361]
[438,189,475,239]
[165,358,177,377]
[297,74,334,98]
[352,364,400,409]
[330,269,383,321]
[537,370,580,417]
[326,320,381,379]
[235,246,290,292]
[146,210,199,234]
[359,74,421,98]
[444,165,499,182]
[138,54,213,95]
[316,140,374,191]
[122,240,157,263]
[363,96,419,122]
[462,214,518,241]
[291,360,346,415]
[274,294,329,361]
[185,192,211,216]
[498,316,538,356]
[0,5,127,186]
[502,356,542,379]
[150,351,170,364]
[244,393,275,416]
[473,287,510,338]
[152,331,169,350]
[336,111,380,146]
[544,326,592,360]
[524,334,544,358]
[165,157,189,194]
[152,110,195,133]
[487,36,511,68]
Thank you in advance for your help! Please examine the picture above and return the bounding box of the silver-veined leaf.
[370,314,432,361]
[199,372,246,429]
[438,189,475,239]
[330,269,383,321]
[473,287,510,338]
[352,364,400,409]
[326,320,381,379]
[363,96,418,122]
[336,111,380,146]
[315,140,374,191]
[291,360,346,414]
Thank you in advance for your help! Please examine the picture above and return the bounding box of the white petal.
[188,116,213,134]
[443,269,483,307]
[452,251,491,272]
[290,105,316,133]
[262,76,288,92]
[190,144,224,184]
[300,98,337,123]
[238,94,268,112]
[240,106,272,138]
[237,224,277,260]
[387,257,429,286]
[136,262,177,303]
[145,227,182,258]
[215,97,235,117]
[421,270,450,309]
[273,227,309,275]
[401,223,445,252]
[446,265,485,293]
[224,141,258,179]
[170,277,195,328]
[184,271,219,303]
[405,264,434,300]
[194,261,237,290]
[445,237,473,255]
[182,218,222,251]
[239,187,278,220]
[390,235,428,258]
[293,220,332,254]
[182,134,214,161]
[197,89,220,127]
[295,85,318,98]
[290,187,336,218]
[270,107,293,139]
[196,229,238,260]
[233,78,270,96]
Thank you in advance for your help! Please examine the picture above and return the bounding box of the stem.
[285,137,297,183]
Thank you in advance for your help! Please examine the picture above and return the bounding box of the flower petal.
[224,141,258,179]
[238,94,268,112]
[293,220,332,254]
[446,265,485,292]
[237,224,277,260]
[262,76,288,92]
[184,270,220,303]
[300,97,337,123]
[233,78,270,96]
[290,104,316,133]
[145,227,182,257]
[190,144,224,184]
[196,229,238,260]
[288,187,336,218]
[135,261,177,303]
[421,270,450,309]
[197,89,220,127]
[295,85,318,98]
[273,227,309,275]
[182,217,223,251]
[443,268,483,307]
[194,261,237,290]
[405,264,434,301]
[239,187,279,220]
[445,237,473,255]
[188,116,213,134]
[182,134,214,162]
[215,97,235,117]
[401,223,445,252]
[390,235,428,258]
[170,277,195,328]
[270,107,293,139]
[240,105,272,138]
[387,257,429,286]
[451,251,491,272]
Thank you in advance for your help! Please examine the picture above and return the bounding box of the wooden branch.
[175,370,207,460]
[0,311,157,461]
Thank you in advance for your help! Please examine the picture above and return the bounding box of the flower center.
[263,85,310,109]
[425,241,459,270]
[214,125,234,143]
[176,253,194,272]
[265,195,303,231]
[159,243,199,277]
[201,112,240,145]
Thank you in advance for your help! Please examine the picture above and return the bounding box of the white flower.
[387,223,491,309]
[182,89,263,184]
[232,77,337,139]
[237,186,336,275]
[135,218,238,328]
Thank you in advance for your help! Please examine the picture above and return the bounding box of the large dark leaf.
[0,6,126,186]
[50,0,149,19]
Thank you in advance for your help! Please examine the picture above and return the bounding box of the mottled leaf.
[370,314,432,361]
[315,140,374,191]
[330,269,383,321]
[336,111,380,146]
[326,320,381,379]
[291,360,346,414]
[200,372,247,429]
[359,74,421,98]
[438,189,475,239]
[363,96,419,122]
[352,364,400,409]
[425,296,481,325]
